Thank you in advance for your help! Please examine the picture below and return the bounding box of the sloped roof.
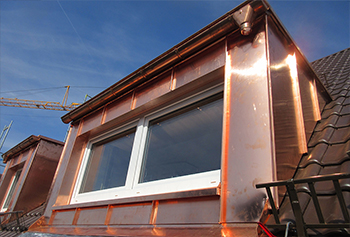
[273,48,350,236]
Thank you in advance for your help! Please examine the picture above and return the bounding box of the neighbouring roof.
[1,135,64,163]
[273,47,350,235]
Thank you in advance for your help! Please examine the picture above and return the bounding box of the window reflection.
[80,129,135,193]
[139,95,223,183]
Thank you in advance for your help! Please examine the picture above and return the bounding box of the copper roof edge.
[1,135,64,163]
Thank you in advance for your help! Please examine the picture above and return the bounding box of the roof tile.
[299,143,328,167]
[329,127,350,144]
[308,127,335,147]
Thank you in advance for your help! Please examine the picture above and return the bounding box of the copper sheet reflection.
[151,226,165,236]
[229,57,267,77]
[221,223,233,237]
[221,49,232,224]
[286,54,307,154]
[270,53,308,154]
[310,79,321,121]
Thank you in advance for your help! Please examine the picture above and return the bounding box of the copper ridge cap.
[1,135,64,163]
[61,0,269,124]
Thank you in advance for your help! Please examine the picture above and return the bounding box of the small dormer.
[0,135,63,231]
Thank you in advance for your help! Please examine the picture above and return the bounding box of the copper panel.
[80,108,103,135]
[103,93,133,124]
[13,151,60,216]
[133,71,171,109]
[55,132,89,206]
[51,210,75,225]
[35,140,62,161]
[76,206,108,225]
[297,65,320,142]
[28,223,259,237]
[156,196,220,224]
[224,22,274,222]
[9,147,34,168]
[268,18,307,184]
[109,203,152,225]
[44,124,80,217]
[53,187,218,211]
[175,41,225,89]
[19,148,31,163]
[9,154,20,167]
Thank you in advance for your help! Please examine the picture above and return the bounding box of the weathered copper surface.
[223,20,274,223]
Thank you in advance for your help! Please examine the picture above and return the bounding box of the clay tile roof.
[267,48,350,236]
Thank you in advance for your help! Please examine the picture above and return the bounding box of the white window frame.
[71,84,223,204]
[1,169,22,212]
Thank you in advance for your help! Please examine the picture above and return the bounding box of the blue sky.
[0,0,349,172]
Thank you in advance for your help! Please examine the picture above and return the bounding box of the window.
[1,169,22,211]
[139,95,222,183]
[72,86,223,204]
[79,129,136,193]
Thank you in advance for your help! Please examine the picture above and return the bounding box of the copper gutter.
[61,0,268,124]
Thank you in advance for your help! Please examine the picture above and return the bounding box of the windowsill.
[52,186,220,211]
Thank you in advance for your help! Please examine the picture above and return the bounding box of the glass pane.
[80,129,135,193]
[140,96,223,183]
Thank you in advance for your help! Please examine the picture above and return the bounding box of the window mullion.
[125,118,146,191]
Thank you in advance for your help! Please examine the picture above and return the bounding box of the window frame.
[1,169,22,212]
[71,85,224,204]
